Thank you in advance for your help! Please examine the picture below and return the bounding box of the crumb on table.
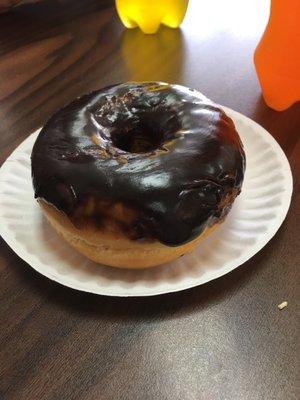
[278,301,288,310]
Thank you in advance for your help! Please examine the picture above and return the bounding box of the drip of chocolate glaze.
[31,82,246,246]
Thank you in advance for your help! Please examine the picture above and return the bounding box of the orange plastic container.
[254,0,300,111]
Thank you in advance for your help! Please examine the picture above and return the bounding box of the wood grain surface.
[0,1,299,399]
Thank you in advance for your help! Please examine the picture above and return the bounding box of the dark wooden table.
[0,1,299,399]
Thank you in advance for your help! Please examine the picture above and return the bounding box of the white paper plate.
[0,107,293,296]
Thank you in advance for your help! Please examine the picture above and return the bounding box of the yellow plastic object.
[115,0,189,34]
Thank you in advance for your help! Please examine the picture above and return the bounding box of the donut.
[31,82,245,268]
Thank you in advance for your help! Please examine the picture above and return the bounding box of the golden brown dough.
[40,200,217,269]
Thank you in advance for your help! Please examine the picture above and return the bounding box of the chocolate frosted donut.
[31,82,245,268]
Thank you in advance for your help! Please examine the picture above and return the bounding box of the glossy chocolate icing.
[31,82,245,246]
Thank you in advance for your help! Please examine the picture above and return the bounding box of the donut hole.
[111,124,164,153]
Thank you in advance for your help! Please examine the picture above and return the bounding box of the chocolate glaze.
[31,82,245,246]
